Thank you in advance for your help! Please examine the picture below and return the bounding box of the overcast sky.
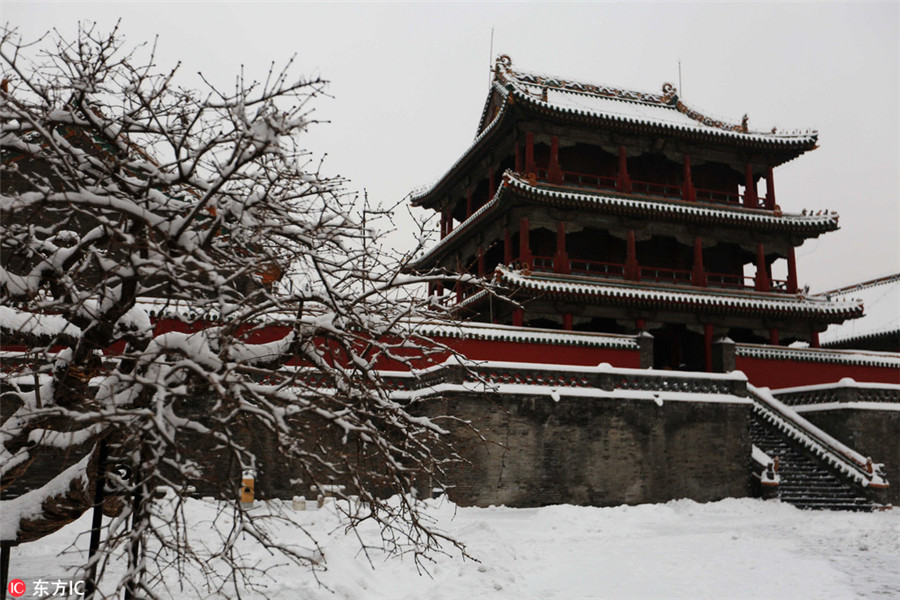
[4,2,898,292]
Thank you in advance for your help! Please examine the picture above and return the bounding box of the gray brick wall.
[421,392,753,507]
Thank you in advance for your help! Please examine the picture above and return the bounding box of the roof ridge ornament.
[661,82,678,105]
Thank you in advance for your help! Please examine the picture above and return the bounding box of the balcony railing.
[630,178,683,199]
[519,256,789,294]
[706,272,756,289]
[570,258,625,279]
[527,169,771,209]
[639,265,692,285]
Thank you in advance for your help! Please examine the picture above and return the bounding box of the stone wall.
[799,409,900,506]
[421,392,753,507]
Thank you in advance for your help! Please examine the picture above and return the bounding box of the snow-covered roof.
[411,58,816,210]
[818,273,900,347]
[494,265,862,320]
[488,55,818,148]
[503,173,837,232]
[415,321,638,349]
[413,171,839,269]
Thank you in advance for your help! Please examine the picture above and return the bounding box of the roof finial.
[661,82,678,104]
[741,114,749,133]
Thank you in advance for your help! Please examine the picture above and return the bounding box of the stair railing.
[748,383,888,489]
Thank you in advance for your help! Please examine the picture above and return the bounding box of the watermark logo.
[5,579,84,598]
[7,579,26,597]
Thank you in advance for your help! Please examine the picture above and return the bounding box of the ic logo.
[7,579,26,597]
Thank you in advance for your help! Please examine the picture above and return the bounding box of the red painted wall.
[362,336,641,371]
[736,356,900,389]
[440,337,641,368]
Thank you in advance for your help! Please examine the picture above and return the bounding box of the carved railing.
[774,382,900,406]
[706,271,754,290]
[630,178,683,199]
[694,186,767,208]
[570,258,625,278]
[394,360,747,397]
[639,265,692,285]
[534,167,618,191]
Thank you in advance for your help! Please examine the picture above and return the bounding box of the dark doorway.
[651,324,705,371]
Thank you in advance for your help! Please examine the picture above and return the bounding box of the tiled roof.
[819,273,900,346]
[494,265,862,320]
[412,171,840,269]
[415,321,639,349]
[411,56,816,210]
[408,81,512,207]
[504,173,838,233]
[488,55,818,148]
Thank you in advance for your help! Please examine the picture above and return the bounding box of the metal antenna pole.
[678,59,683,96]
[489,26,495,87]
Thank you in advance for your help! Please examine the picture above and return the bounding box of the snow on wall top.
[489,55,818,146]
[736,343,900,368]
[818,273,900,346]
[495,265,862,319]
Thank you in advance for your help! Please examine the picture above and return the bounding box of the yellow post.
[240,469,255,508]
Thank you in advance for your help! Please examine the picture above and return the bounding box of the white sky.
[4,2,898,292]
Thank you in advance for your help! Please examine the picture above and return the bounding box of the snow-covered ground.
[8,497,900,599]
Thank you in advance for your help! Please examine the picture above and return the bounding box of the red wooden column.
[515,140,523,173]
[549,136,563,184]
[563,313,573,331]
[525,132,536,174]
[636,318,646,331]
[477,246,486,277]
[682,154,695,202]
[625,230,640,280]
[744,163,758,207]
[810,331,820,348]
[554,221,570,274]
[765,167,776,210]
[769,328,780,346]
[440,208,450,238]
[512,308,524,326]
[754,244,770,291]
[691,236,707,287]
[465,188,473,219]
[787,246,798,293]
[704,324,714,372]
[519,217,532,266]
[617,145,632,192]
[455,280,463,304]
[504,226,513,264]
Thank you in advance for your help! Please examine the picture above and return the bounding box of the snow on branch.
[1,22,474,595]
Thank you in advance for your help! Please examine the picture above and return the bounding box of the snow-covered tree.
[1,23,465,597]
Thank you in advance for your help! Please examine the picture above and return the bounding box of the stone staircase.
[750,414,878,511]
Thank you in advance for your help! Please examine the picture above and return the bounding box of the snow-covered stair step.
[750,413,879,511]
